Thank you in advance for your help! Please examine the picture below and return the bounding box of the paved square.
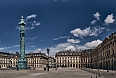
[0,68,115,78]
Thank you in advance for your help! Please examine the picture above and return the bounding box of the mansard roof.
[55,50,81,56]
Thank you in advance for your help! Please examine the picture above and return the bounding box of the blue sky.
[0,0,116,55]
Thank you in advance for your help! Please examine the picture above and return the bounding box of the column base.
[18,58,27,69]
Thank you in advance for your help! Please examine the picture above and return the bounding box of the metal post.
[48,53,49,71]
[47,48,50,71]
[114,40,116,74]
[56,63,57,70]
[40,53,42,68]
[55,58,57,70]
[98,52,99,75]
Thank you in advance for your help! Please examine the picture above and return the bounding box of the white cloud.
[16,26,35,30]
[38,43,71,54]
[91,20,97,24]
[42,42,71,55]
[104,14,115,25]
[25,27,34,30]
[70,26,105,37]
[106,28,110,31]
[0,45,20,51]
[67,39,80,43]
[89,26,105,36]
[84,39,102,48]
[32,21,40,26]
[34,38,102,55]
[33,48,41,53]
[52,38,59,40]
[30,46,35,48]
[9,51,14,53]
[35,22,40,26]
[57,42,71,48]
[70,27,90,37]
[93,12,100,20]
[12,45,20,47]
[0,47,4,50]
[52,36,72,40]
[28,36,37,40]
[26,41,34,44]
[16,14,40,30]
[26,14,37,20]
[16,26,20,30]
[65,45,75,51]
[75,45,88,50]
[91,12,100,25]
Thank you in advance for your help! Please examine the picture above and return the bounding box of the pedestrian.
[44,67,46,71]
[16,65,19,71]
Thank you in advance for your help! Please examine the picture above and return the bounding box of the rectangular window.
[113,43,114,46]
[112,49,115,55]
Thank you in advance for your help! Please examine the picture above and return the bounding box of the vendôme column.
[18,16,27,69]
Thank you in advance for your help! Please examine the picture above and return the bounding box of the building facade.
[0,52,48,68]
[91,32,116,70]
[55,32,116,70]
[80,32,116,70]
[55,50,81,68]
[81,49,93,68]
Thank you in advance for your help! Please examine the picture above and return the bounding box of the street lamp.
[47,48,50,71]
[10,60,12,68]
[40,53,42,68]
[114,55,116,74]
[0,60,2,68]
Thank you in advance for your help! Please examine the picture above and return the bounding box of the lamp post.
[98,55,99,71]
[47,48,50,71]
[0,60,2,68]
[114,55,116,75]
[10,60,12,68]
[40,53,42,68]
[55,59,57,70]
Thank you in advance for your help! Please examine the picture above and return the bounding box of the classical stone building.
[25,52,48,68]
[80,32,116,70]
[55,50,81,68]
[81,49,93,68]
[0,52,48,68]
[55,32,116,70]
[91,32,116,70]
[0,52,18,68]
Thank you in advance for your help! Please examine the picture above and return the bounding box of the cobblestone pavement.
[0,68,110,78]
[81,68,116,78]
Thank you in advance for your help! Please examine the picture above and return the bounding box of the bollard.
[91,76,92,78]
[96,73,97,78]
